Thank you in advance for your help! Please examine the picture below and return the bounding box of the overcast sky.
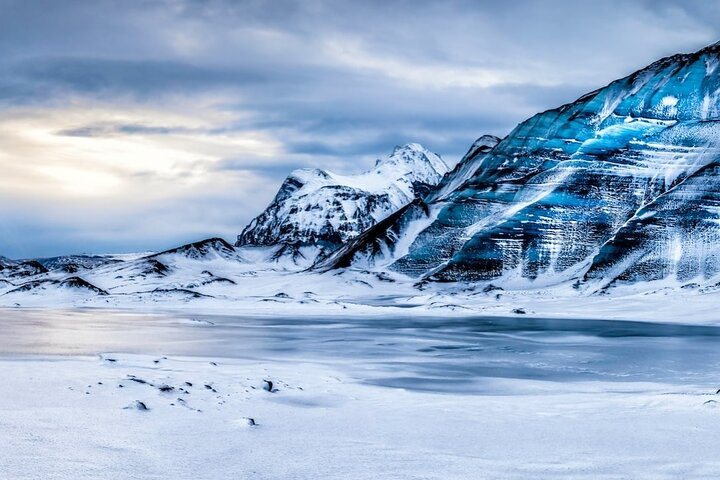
[1,0,718,258]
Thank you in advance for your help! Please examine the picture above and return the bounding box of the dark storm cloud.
[1,0,719,257]
[4,58,265,99]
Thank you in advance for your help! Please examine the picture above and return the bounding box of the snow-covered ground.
[2,246,720,325]
[3,242,720,478]
[1,309,720,479]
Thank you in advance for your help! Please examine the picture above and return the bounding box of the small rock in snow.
[125,400,149,411]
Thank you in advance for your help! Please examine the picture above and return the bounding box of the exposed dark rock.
[243,417,257,427]
[150,288,212,299]
[59,277,109,295]
[141,259,170,276]
[125,400,149,411]
[127,376,149,385]
[482,284,504,293]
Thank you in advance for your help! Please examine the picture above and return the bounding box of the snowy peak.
[272,169,331,205]
[376,143,449,180]
[236,143,448,260]
[152,238,237,261]
[276,143,447,198]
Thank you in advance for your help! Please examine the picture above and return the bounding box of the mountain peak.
[392,142,425,154]
[470,135,501,150]
[236,143,448,261]
[376,143,448,176]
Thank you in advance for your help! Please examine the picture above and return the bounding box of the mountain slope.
[312,135,501,272]
[426,135,501,203]
[323,42,720,289]
[424,44,720,286]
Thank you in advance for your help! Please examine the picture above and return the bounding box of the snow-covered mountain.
[236,143,448,262]
[5,42,720,315]
[0,258,48,278]
[36,255,121,273]
[0,238,247,304]
[324,42,720,292]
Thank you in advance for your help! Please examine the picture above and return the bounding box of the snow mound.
[37,255,121,273]
[152,238,237,261]
[4,276,108,296]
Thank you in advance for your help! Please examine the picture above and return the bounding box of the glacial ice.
[382,42,720,287]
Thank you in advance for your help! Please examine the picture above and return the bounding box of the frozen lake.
[2,308,719,393]
[2,308,720,479]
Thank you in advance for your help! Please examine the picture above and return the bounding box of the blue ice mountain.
[320,42,720,289]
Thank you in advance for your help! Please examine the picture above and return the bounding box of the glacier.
[326,42,720,291]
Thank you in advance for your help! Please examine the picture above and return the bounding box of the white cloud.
[0,97,284,202]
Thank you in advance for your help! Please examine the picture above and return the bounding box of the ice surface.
[1,309,720,479]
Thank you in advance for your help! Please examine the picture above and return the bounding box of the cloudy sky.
[1,0,718,258]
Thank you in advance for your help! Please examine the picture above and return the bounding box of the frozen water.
[2,309,720,479]
[2,309,719,393]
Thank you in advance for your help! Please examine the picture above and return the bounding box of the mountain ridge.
[328,40,720,290]
[4,42,720,311]
[235,143,448,263]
